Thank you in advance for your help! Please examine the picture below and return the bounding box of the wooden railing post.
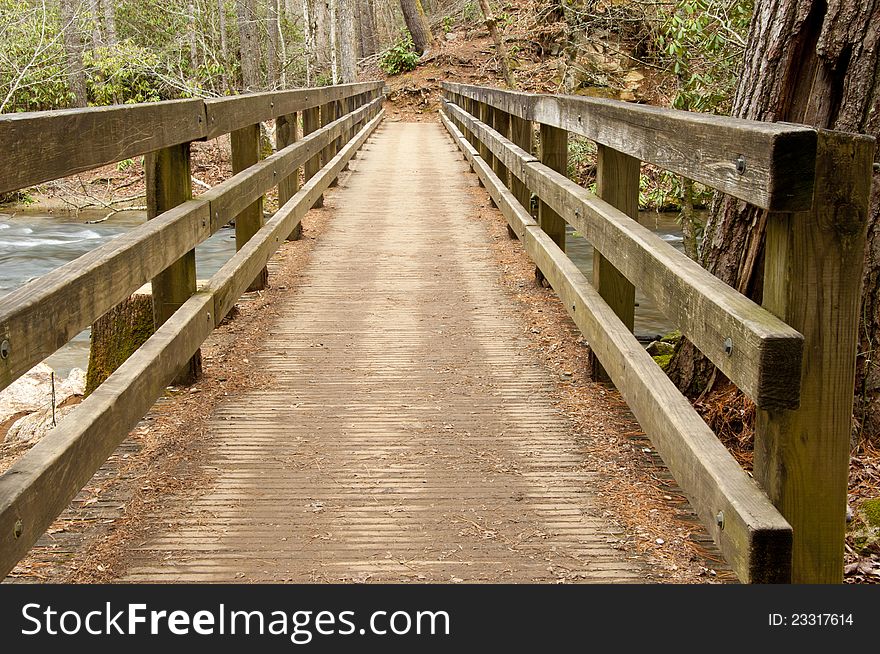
[536,123,567,284]
[144,142,201,384]
[322,101,337,188]
[755,131,874,583]
[490,105,510,188]
[508,112,533,238]
[276,111,301,241]
[590,145,638,381]
[230,124,268,291]
[303,104,322,208]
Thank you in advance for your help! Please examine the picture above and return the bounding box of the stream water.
[0,208,686,377]
[0,209,237,376]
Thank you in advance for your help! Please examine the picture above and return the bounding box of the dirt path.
[108,122,650,583]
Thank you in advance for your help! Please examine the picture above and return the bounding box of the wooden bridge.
[0,81,873,584]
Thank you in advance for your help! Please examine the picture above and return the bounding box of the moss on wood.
[85,292,154,395]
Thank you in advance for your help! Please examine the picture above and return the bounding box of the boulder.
[0,363,85,443]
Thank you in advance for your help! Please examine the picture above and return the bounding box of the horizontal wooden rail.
[0,95,384,393]
[0,82,383,195]
[0,106,385,579]
[443,99,803,410]
[204,82,381,139]
[441,109,792,583]
[443,82,817,212]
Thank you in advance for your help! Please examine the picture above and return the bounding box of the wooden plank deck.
[117,122,646,583]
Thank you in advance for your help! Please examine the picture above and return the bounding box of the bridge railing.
[441,81,874,584]
[0,82,385,577]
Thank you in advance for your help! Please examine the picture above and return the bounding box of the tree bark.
[337,0,357,82]
[399,0,433,55]
[667,0,880,442]
[314,0,331,76]
[302,0,315,84]
[187,1,199,70]
[267,0,280,87]
[218,0,229,91]
[358,0,378,57]
[476,0,515,88]
[60,0,88,107]
[101,0,117,46]
[329,0,339,83]
[88,0,102,50]
[236,0,262,91]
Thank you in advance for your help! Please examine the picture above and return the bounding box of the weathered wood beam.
[443,82,817,211]
[443,99,803,409]
[440,109,792,583]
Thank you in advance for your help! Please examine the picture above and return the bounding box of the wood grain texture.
[755,130,875,583]
[591,145,638,381]
[0,83,383,196]
[0,99,206,194]
[302,105,323,208]
[230,124,268,291]
[0,107,384,580]
[443,82,818,211]
[443,99,803,409]
[0,199,210,393]
[204,82,382,139]
[276,112,302,241]
[144,142,201,384]
[0,293,214,579]
[441,109,792,583]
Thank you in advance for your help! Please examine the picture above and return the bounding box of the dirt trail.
[113,122,649,582]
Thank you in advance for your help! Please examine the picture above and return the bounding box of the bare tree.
[399,0,433,55]
[101,0,117,46]
[267,0,280,87]
[218,0,229,91]
[236,0,261,91]
[88,0,102,50]
[60,0,88,107]
[357,0,377,58]
[329,0,339,83]
[187,1,199,70]
[314,0,331,75]
[337,0,357,82]
[476,0,514,88]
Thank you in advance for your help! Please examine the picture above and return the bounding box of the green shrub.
[379,37,420,76]
[84,43,163,105]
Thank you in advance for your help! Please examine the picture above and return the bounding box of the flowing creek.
[0,208,685,376]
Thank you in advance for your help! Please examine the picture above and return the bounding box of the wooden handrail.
[0,95,383,393]
[443,99,803,410]
[440,109,792,583]
[443,82,817,212]
[0,82,384,195]
[0,92,385,578]
[441,82,875,584]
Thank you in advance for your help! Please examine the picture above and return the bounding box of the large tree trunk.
[667,0,880,442]
[399,0,433,55]
[337,0,357,82]
[329,0,339,83]
[358,0,378,58]
[314,0,331,77]
[88,0,102,50]
[60,0,88,107]
[267,0,280,87]
[100,0,117,46]
[236,0,262,91]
